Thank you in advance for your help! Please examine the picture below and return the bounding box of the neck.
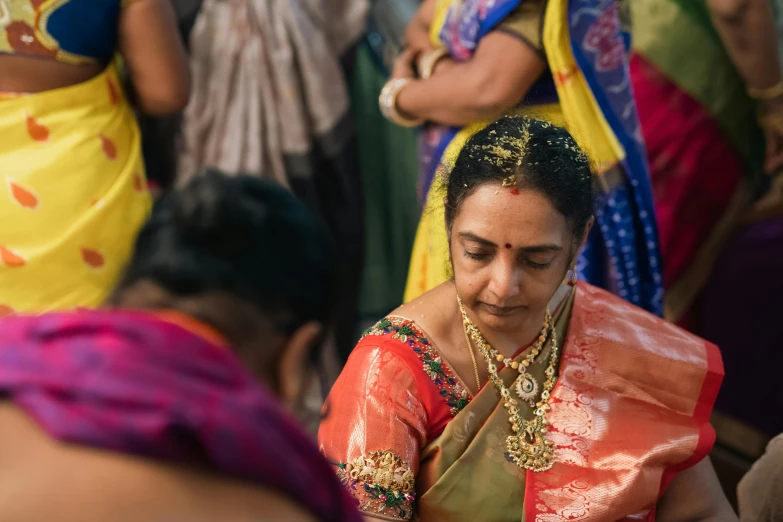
[109,281,281,388]
[460,284,570,359]
[479,309,548,359]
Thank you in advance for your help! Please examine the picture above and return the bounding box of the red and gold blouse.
[318,317,472,520]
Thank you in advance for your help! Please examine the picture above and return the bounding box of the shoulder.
[347,314,470,418]
[0,402,316,522]
[574,282,721,360]
[569,283,724,410]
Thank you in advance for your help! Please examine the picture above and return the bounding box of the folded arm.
[394,31,546,126]
[119,0,191,115]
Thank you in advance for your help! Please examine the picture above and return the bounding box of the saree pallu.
[405,0,664,317]
[0,65,150,315]
[417,283,722,521]
[0,310,363,522]
[630,0,764,323]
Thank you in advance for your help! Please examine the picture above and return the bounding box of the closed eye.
[464,251,491,261]
[524,259,552,270]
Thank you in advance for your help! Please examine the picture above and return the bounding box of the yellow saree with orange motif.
[319,283,723,521]
[0,64,151,315]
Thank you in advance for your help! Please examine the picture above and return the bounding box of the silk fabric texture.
[320,283,723,521]
[0,64,150,315]
[0,310,363,522]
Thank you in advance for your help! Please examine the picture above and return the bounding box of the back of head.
[117,169,337,335]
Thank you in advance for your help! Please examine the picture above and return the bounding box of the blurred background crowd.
[0,0,782,520]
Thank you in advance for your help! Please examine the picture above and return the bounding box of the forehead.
[452,184,569,245]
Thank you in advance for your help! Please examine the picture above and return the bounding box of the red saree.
[319,283,722,521]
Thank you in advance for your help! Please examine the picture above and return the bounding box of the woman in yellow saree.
[386,0,663,316]
[319,117,735,521]
[0,0,189,315]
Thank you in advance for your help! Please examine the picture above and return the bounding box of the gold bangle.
[748,80,783,100]
[759,111,783,129]
[379,78,424,128]
[419,48,450,80]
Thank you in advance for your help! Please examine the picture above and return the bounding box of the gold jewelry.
[458,298,560,472]
[481,309,551,407]
[571,269,578,285]
[759,110,783,130]
[748,80,783,100]
[460,322,482,392]
[379,78,424,128]
[419,48,449,80]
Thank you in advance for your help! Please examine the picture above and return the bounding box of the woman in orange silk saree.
[319,116,728,521]
[320,283,723,521]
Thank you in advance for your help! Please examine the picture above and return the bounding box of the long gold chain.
[460,325,482,392]
[457,298,560,472]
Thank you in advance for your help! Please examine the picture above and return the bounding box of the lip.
[480,303,524,316]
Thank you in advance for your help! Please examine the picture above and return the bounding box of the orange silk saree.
[319,283,723,521]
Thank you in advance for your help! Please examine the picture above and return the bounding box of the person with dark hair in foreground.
[320,117,736,521]
[0,171,361,522]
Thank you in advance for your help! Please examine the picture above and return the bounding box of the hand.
[392,47,418,80]
[764,126,783,174]
[759,99,783,174]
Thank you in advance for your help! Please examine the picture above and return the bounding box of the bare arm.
[708,0,783,172]
[119,0,191,115]
[394,32,546,126]
[656,458,738,521]
[404,0,438,55]
[0,403,316,522]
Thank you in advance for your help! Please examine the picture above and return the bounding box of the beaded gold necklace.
[457,297,561,472]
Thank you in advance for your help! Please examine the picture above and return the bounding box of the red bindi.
[505,243,512,249]
[510,188,520,195]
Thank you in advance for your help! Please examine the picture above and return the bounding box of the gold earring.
[571,269,578,285]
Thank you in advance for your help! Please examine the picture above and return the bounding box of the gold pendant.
[515,374,538,406]
[506,431,556,472]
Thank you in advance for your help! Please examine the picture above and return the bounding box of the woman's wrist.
[757,95,783,126]
[748,78,783,101]
[379,78,424,127]
[418,48,450,79]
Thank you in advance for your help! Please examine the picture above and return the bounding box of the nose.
[486,258,521,300]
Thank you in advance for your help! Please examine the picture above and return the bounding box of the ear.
[277,321,323,408]
[569,218,594,269]
[579,217,595,251]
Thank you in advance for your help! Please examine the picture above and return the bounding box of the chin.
[477,310,524,331]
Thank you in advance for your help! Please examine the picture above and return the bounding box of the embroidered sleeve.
[363,317,470,417]
[318,343,427,521]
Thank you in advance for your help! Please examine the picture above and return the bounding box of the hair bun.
[173,169,257,247]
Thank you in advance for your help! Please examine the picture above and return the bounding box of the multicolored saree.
[630,0,764,323]
[0,310,362,522]
[319,282,723,521]
[406,0,664,316]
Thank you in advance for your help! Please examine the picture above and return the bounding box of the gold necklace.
[461,325,482,392]
[457,298,560,472]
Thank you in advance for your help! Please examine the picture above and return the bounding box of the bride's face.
[450,183,573,332]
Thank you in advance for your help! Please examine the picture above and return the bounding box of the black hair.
[119,169,338,333]
[444,116,594,245]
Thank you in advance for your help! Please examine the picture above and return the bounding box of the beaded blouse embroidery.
[334,450,415,521]
[362,317,471,416]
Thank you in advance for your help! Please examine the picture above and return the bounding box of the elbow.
[136,74,192,116]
